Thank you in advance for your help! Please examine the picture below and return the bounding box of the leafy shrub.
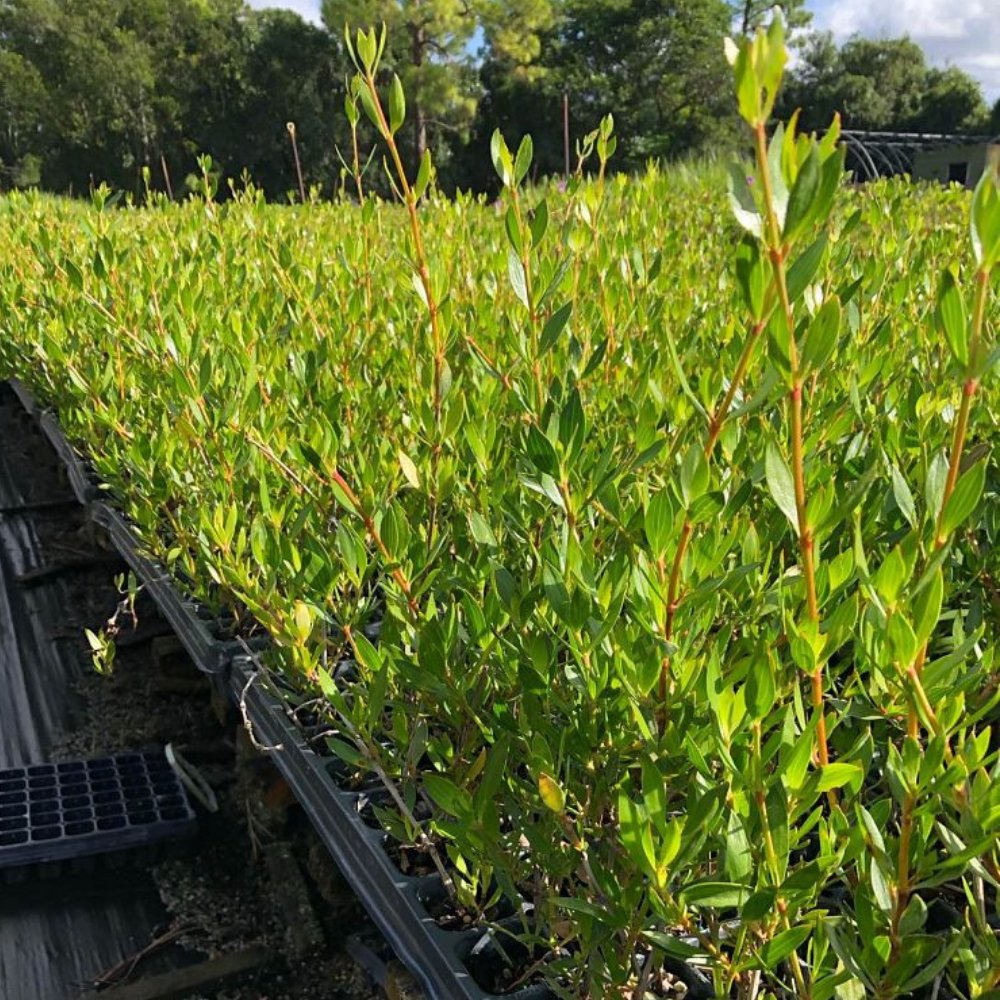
[0,19,998,998]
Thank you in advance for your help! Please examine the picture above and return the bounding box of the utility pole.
[287,122,306,204]
[563,93,570,178]
[160,154,174,201]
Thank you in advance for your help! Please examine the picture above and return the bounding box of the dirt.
[51,600,386,1000]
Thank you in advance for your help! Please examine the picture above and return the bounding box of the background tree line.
[0,0,997,198]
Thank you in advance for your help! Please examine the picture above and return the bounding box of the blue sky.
[247,0,1000,101]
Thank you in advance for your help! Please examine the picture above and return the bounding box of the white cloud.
[811,0,1000,102]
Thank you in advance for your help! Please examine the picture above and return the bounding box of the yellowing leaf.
[538,772,566,814]
[398,449,420,489]
[292,601,313,645]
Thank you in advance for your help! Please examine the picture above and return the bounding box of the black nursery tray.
[0,749,197,879]
[230,656,550,1000]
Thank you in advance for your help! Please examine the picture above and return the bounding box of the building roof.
[833,130,998,180]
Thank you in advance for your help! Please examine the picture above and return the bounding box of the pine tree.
[322,0,554,167]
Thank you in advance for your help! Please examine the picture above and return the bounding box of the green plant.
[0,18,997,995]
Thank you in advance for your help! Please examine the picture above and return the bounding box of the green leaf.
[742,888,777,921]
[490,129,512,186]
[887,613,917,667]
[911,567,943,646]
[939,458,986,538]
[388,74,405,134]
[746,658,775,720]
[727,162,762,237]
[558,388,585,452]
[507,249,528,308]
[897,933,962,992]
[817,762,863,794]
[891,466,916,528]
[755,925,811,970]
[358,83,381,132]
[725,810,752,881]
[873,546,909,607]
[970,162,1000,267]
[760,16,786,117]
[644,490,673,557]
[530,199,549,247]
[680,444,709,507]
[413,149,432,200]
[618,792,655,875]
[766,123,789,229]
[64,258,83,290]
[642,930,703,960]
[292,601,314,644]
[505,205,522,255]
[735,237,767,318]
[525,425,559,476]
[925,450,949,522]
[641,757,666,829]
[469,511,498,548]
[424,773,472,817]
[398,450,420,489]
[663,326,708,419]
[538,772,566,813]
[801,296,841,374]
[326,737,363,767]
[765,442,799,532]
[786,232,828,303]
[539,301,572,355]
[869,860,893,913]
[936,270,967,367]
[514,134,533,185]
[731,41,759,126]
[781,725,815,791]
[784,146,820,242]
[898,894,927,936]
[680,881,748,908]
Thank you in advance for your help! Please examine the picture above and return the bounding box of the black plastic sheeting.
[0,387,176,1000]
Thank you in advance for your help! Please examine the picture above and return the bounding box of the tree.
[541,0,736,170]
[780,32,989,135]
[731,0,810,38]
[200,8,346,198]
[321,0,553,170]
[0,0,251,193]
[0,48,46,187]
[917,66,989,133]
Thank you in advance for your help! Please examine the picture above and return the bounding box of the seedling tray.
[0,750,197,878]
[229,656,549,1000]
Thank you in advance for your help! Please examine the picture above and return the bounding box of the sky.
[246,0,1000,102]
